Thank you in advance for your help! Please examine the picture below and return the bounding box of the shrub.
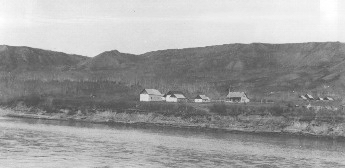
[5,95,44,108]
[136,102,209,118]
[41,105,58,113]
[226,105,244,116]
[209,103,227,115]
[23,95,43,107]
[293,108,316,122]
[181,109,208,119]
[269,104,286,116]
[67,110,77,116]
[315,109,344,123]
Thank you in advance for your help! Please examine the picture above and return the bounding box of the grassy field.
[3,94,345,124]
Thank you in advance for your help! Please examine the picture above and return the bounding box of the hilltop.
[0,45,88,71]
[1,42,345,103]
[77,50,143,70]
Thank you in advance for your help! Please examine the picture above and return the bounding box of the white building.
[164,91,187,102]
[305,94,314,100]
[226,92,249,103]
[299,95,307,100]
[194,95,210,103]
[316,97,324,101]
[324,97,334,101]
[139,89,164,102]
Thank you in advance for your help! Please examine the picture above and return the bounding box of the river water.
[0,117,345,168]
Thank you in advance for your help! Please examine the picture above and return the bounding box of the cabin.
[164,91,187,102]
[226,92,249,103]
[139,89,164,102]
[299,95,307,100]
[316,97,324,101]
[324,97,334,101]
[305,94,314,100]
[194,95,210,103]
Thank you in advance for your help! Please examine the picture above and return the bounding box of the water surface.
[0,116,345,168]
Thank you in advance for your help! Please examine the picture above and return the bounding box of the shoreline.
[2,108,345,141]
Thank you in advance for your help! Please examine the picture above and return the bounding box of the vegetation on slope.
[0,45,88,71]
[1,42,345,104]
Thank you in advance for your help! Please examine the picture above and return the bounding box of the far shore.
[1,103,345,140]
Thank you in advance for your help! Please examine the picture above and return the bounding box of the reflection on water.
[0,116,345,168]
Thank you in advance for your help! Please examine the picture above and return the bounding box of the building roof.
[140,89,162,96]
[316,97,324,100]
[299,95,307,99]
[227,92,247,98]
[305,94,314,99]
[324,97,334,100]
[195,95,210,100]
[164,91,185,97]
[171,94,186,99]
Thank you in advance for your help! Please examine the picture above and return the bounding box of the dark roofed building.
[164,91,184,97]
[226,92,249,103]
[324,97,334,101]
[305,94,314,100]
[194,94,210,103]
[165,91,187,102]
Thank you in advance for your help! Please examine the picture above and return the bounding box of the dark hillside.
[77,50,143,70]
[0,45,88,71]
[139,42,345,99]
[1,42,345,103]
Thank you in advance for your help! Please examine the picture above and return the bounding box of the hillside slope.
[1,42,345,102]
[77,50,143,70]
[0,45,88,71]
[137,42,345,98]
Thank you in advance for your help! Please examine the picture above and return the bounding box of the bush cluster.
[208,103,345,123]
[138,102,208,118]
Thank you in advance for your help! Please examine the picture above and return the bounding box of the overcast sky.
[0,0,344,56]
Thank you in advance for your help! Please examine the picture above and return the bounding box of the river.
[0,116,345,168]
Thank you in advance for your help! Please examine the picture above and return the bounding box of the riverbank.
[1,104,345,140]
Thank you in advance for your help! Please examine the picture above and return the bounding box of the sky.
[0,0,344,56]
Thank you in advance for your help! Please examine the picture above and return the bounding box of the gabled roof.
[171,94,186,99]
[164,91,185,97]
[316,97,322,100]
[305,94,314,99]
[227,92,247,98]
[195,95,210,100]
[299,95,307,99]
[324,97,334,100]
[140,89,162,96]
[166,91,184,95]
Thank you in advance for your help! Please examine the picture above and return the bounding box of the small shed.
[226,92,249,103]
[194,95,210,103]
[305,94,314,100]
[164,91,187,102]
[324,97,334,101]
[316,97,324,101]
[140,89,164,102]
[299,95,307,100]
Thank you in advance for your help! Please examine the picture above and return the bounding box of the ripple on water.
[0,117,345,168]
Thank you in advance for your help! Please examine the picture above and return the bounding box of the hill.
[137,42,345,99]
[0,45,88,71]
[77,50,143,70]
[1,42,345,103]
